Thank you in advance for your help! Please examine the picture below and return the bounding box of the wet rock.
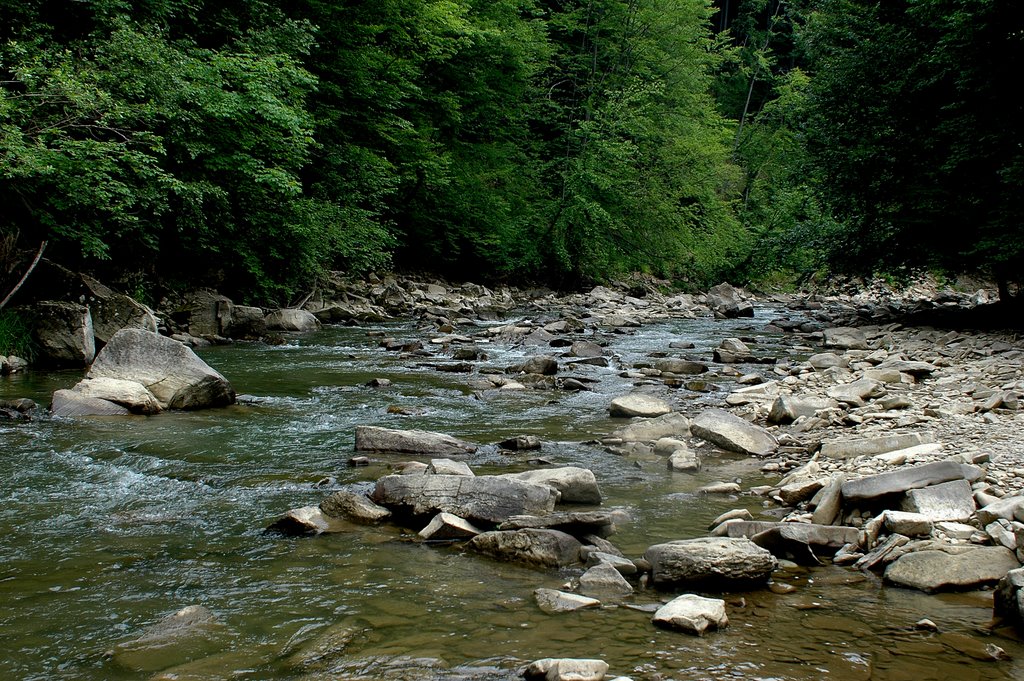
[50,390,131,417]
[284,621,363,672]
[668,449,701,472]
[708,509,753,531]
[319,491,391,524]
[418,512,483,541]
[611,412,690,441]
[823,327,868,350]
[467,529,582,568]
[713,338,756,364]
[267,506,350,535]
[523,658,608,681]
[690,408,777,456]
[654,358,707,375]
[826,378,885,407]
[645,537,777,589]
[820,432,934,460]
[499,435,542,450]
[501,467,602,504]
[585,551,637,575]
[223,305,266,338]
[21,301,95,367]
[841,461,965,504]
[578,562,633,596]
[70,377,161,415]
[652,595,728,636]
[768,396,839,424]
[265,308,320,332]
[706,283,754,318]
[883,511,933,537]
[498,510,625,539]
[994,567,1024,629]
[79,274,158,346]
[370,474,557,524]
[88,329,235,410]
[698,482,741,494]
[977,495,1024,527]
[725,521,859,554]
[110,605,223,673]
[534,589,601,614]
[884,545,1021,592]
[427,458,475,476]
[811,476,845,525]
[172,290,233,337]
[900,479,975,522]
[569,341,605,358]
[354,425,477,456]
[609,393,672,418]
[518,356,559,375]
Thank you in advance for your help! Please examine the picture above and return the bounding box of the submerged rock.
[534,588,601,614]
[645,537,777,589]
[110,605,224,673]
[467,529,582,568]
[884,545,1020,593]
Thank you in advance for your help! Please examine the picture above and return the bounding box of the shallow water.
[2,310,1022,680]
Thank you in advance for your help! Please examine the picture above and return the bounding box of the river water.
[1,309,1022,680]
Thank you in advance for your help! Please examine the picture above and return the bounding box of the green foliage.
[0,309,34,360]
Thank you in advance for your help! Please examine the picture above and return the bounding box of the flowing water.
[1,309,1022,680]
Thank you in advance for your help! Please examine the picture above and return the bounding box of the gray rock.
[778,478,826,506]
[264,308,320,332]
[668,449,701,472]
[977,496,1024,527]
[80,274,158,346]
[266,506,350,535]
[319,491,391,524]
[994,567,1024,629]
[224,305,266,339]
[725,521,858,554]
[811,476,845,525]
[88,329,235,410]
[501,467,602,504]
[823,327,868,350]
[418,512,483,541]
[578,562,633,596]
[354,425,477,456]
[654,358,708,375]
[900,479,976,522]
[768,396,839,424]
[876,359,937,377]
[645,537,777,588]
[534,589,601,614]
[652,595,728,636]
[22,301,95,367]
[826,378,885,407]
[706,283,754,318]
[111,605,223,673]
[519,356,559,375]
[609,393,672,418]
[70,377,161,415]
[585,551,637,575]
[50,389,131,417]
[498,510,625,539]
[841,460,965,503]
[467,529,582,568]
[498,435,542,450]
[427,458,475,476]
[612,412,690,441]
[884,546,1021,592]
[523,658,608,681]
[370,474,556,524]
[883,511,934,537]
[173,290,233,337]
[820,432,934,459]
[690,408,777,456]
[808,352,847,370]
[569,340,604,358]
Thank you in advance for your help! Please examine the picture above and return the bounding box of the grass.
[0,309,35,360]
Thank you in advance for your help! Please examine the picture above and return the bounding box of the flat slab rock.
[354,425,477,456]
[690,408,777,457]
[608,393,672,418]
[498,510,626,538]
[900,479,975,522]
[722,521,858,550]
[652,595,728,636]
[370,474,556,524]
[524,658,608,681]
[498,467,602,504]
[467,529,582,568]
[841,460,965,503]
[645,537,777,588]
[884,545,1021,593]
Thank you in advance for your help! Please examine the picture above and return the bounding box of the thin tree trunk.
[0,240,47,310]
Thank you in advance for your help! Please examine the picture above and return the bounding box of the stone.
[88,329,235,410]
[900,479,976,522]
[779,478,826,506]
[823,327,868,350]
[370,474,557,524]
[224,305,266,339]
[706,283,754,318]
[172,290,233,337]
[498,511,625,539]
[690,408,777,456]
[821,432,934,459]
[883,511,933,537]
[499,435,542,450]
[884,546,1021,593]
[519,356,559,375]
[284,621,363,671]
[354,425,477,456]
[652,595,729,636]
[611,413,690,441]
[808,352,847,370]
[70,377,161,415]
[50,389,131,417]
[266,506,350,535]
[427,458,475,476]
[501,467,602,504]
[713,337,757,363]
[578,562,633,596]
[534,589,601,614]
[264,308,320,332]
[609,393,672,418]
[993,567,1024,628]
[977,495,1024,527]
[523,658,609,681]
[725,521,859,553]
[668,449,701,472]
[569,341,604,358]
[811,476,845,525]
[79,274,158,346]
[111,605,223,673]
[21,301,95,367]
[876,359,937,377]
[768,396,839,424]
[585,551,637,575]
[826,378,885,407]
[698,482,741,495]
[418,512,483,541]
[840,460,965,503]
[654,358,708,375]
[855,534,910,572]
[467,529,582,568]
[708,509,753,531]
[645,537,777,588]
[319,491,391,524]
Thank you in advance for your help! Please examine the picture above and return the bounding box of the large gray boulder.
[22,301,95,367]
[354,425,477,456]
[652,595,728,636]
[319,491,391,524]
[264,308,320,332]
[690,408,777,456]
[499,467,602,504]
[612,412,690,442]
[80,274,158,346]
[70,377,161,415]
[723,521,858,553]
[87,329,235,410]
[609,393,672,418]
[823,327,868,350]
[705,283,754,318]
[994,567,1024,630]
[370,474,557,524]
[172,290,233,337]
[884,545,1020,592]
[645,537,777,588]
[51,389,130,417]
[467,529,582,568]
[900,479,976,522]
[768,395,839,424]
[841,461,965,504]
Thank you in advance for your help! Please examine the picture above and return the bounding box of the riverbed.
[2,308,1022,680]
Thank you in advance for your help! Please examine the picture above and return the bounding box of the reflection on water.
[1,312,1022,680]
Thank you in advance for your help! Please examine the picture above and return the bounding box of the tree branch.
[0,240,48,310]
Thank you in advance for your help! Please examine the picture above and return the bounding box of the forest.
[1,0,1021,305]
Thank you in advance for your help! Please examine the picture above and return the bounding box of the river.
[1,308,1021,680]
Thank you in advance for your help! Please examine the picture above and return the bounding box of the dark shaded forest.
[1,0,1021,305]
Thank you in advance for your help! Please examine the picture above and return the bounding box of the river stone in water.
[418,512,483,541]
[267,506,350,535]
[524,658,609,681]
[652,595,728,636]
[70,377,161,415]
[51,389,131,417]
[609,393,672,418]
[612,412,690,441]
[370,474,557,524]
[645,537,777,588]
[534,589,601,614]
[467,529,582,568]
[500,467,602,504]
[690,408,777,456]
[319,491,391,524]
[427,458,475,476]
[354,425,477,456]
[654,358,708,375]
[88,329,235,409]
[264,308,320,332]
[823,327,869,350]
[111,605,223,673]
[498,510,624,538]
[994,567,1024,629]
[885,546,1021,592]
[578,562,633,596]
[22,301,96,367]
